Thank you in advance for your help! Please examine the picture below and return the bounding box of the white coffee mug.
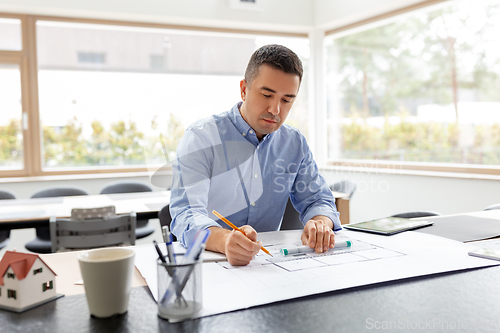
[78,247,135,318]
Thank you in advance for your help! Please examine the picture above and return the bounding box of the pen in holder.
[157,252,203,321]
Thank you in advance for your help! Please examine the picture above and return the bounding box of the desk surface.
[2,213,500,332]
[1,264,499,332]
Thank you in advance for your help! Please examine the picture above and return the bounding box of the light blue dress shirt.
[170,102,341,247]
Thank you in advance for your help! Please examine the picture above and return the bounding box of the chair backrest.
[50,212,136,253]
[100,182,153,195]
[279,198,304,231]
[158,204,177,241]
[485,203,500,211]
[0,189,16,200]
[330,180,357,198]
[391,211,440,219]
[31,186,89,198]
[158,204,172,228]
[0,190,15,245]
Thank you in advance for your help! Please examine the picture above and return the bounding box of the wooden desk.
[0,191,170,230]
[0,191,350,230]
[332,191,351,225]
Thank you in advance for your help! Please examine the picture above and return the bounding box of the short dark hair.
[244,44,303,86]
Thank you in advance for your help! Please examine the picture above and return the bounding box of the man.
[170,44,341,266]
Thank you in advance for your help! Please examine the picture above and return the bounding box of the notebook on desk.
[344,217,434,235]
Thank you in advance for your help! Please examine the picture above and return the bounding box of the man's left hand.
[301,216,335,253]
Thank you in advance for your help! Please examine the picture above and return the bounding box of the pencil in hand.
[212,210,273,257]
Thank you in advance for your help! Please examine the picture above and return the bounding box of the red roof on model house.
[0,251,57,285]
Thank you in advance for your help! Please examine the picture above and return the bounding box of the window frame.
[0,13,35,178]
[42,280,53,292]
[7,289,16,299]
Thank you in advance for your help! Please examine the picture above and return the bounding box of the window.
[42,280,53,292]
[325,0,500,171]
[0,63,23,171]
[36,21,309,171]
[0,15,308,177]
[7,272,15,279]
[7,289,16,299]
[34,268,43,275]
[0,18,22,51]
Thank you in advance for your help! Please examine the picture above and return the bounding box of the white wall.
[322,169,500,224]
[0,0,313,33]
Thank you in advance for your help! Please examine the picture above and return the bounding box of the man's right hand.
[224,225,262,266]
[207,225,262,266]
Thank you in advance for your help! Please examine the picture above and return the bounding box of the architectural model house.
[0,251,59,311]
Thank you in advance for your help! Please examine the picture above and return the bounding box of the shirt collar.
[230,102,274,145]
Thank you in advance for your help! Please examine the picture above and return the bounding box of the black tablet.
[344,217,434,235]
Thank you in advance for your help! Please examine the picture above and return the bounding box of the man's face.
[239,64,300,140]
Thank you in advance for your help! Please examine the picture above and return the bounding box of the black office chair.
[485,203,500,211]
[158,204,176,241]
[329,180,357,198]
[280,180,358,231]
[0,189,16,250]
[25,187,89,253]
[390,211,440,219]
[100,181,155,239]
[279,198,303,230]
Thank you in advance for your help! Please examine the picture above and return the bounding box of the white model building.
[0,251,57,310]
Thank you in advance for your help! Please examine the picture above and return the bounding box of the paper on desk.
[135,229,500,321]
[467,238,500,250]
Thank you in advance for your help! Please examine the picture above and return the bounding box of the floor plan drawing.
[217,236,406,272]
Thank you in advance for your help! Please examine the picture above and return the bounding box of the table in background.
[0,191,170,230]
[1,245,500,332]
[0,191,351,230]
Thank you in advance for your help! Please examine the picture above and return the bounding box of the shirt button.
[254,174,258,178]
[242,132,246,136]
[249,130,254,134]
[252,202,256,206]
[257,146,260,150]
